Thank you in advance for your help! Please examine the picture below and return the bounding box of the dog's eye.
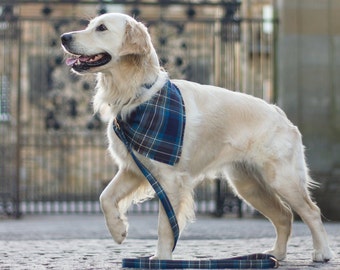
[96,24,107,32]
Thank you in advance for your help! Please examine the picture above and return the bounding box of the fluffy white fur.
[61,13,334,262]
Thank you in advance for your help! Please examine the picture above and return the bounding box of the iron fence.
[0,1,277,217]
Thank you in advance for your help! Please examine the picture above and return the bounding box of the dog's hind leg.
[228,162,293,261]
[268,164,334,262]
[100,169,149,244]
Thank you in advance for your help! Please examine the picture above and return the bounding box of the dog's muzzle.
[60,33,112,72]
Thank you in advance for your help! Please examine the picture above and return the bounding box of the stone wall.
[276,0,340,220]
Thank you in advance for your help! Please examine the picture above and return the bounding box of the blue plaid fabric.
[115,80,185,166]
[122,253,279,269]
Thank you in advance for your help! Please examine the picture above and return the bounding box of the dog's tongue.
[66,56,91,66]
[66,58,77,66]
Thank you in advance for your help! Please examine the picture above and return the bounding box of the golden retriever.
[61,13,333,262]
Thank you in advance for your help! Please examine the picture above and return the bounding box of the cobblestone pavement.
[0,214,339,269]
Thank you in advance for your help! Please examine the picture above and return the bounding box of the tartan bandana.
[114,80,186,165]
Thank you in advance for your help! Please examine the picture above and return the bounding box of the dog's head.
[61,13,151,74]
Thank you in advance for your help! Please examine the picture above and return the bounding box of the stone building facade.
[276,0,340,220]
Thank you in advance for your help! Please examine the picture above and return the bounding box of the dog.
[61,13,334,262]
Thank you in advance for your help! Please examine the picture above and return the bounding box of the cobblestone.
[0,214,339,269]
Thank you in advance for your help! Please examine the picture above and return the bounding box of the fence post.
[14,17,22,218]
[214,178,224,217]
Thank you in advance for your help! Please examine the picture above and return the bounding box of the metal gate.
[0,1,277,216]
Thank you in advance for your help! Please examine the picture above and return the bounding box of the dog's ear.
[119,20,150,56]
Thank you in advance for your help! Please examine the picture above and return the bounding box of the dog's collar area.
[107,76,160,109]
[142,76,158,89]
[125,76,159,105]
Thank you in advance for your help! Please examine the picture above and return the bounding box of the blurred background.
[0,0,339,220]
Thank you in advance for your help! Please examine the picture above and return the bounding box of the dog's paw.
[149,255,159,260]
[264,249,286,261]
[107,216,128,244]
[150,252,172,260]
[149,255,172,260]
[312,247,334,262]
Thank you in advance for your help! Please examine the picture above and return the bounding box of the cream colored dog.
[61,13,333,262]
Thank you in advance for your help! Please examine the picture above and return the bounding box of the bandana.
[114,80,186,166]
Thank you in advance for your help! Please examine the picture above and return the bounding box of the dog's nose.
[61,33,73,46]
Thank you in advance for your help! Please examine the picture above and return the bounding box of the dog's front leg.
[100,169,142,244]
[153,180,195,260]
[153,203,175,260]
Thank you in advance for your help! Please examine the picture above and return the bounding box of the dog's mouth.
[65,52,112,72]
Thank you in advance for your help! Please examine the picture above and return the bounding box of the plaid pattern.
[122,254,279,269]
[115,80,185,166]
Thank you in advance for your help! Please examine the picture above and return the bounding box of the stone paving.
[0,214,339,269]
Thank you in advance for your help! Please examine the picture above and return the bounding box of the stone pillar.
[276,0,340,220]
